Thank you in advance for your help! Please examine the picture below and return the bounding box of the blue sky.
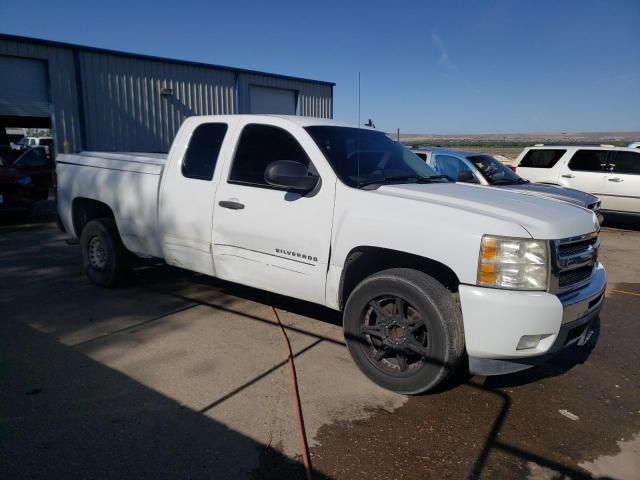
[1,0,638,133]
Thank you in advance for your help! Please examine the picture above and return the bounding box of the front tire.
[343,268,465,394]
[80,218,131,287]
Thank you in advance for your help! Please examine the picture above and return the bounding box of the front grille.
[559,237,597,257]
[559,265,594,288]
[551,232,599,293]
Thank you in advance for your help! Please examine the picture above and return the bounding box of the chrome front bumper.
[559,263,606,324]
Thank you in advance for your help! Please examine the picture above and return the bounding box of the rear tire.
[80,218,131,287]
[343,268,465,394]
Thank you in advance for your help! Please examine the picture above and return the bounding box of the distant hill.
[399,131,640,162]
[400,131,640,147]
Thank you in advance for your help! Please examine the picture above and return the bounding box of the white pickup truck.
[57,115,606,394]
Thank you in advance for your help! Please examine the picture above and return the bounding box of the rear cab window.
[182,123,228,180]
[519,149,566,168]
[568,150,608,172]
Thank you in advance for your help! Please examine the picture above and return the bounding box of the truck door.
[212,120,335,305]
[158,121,229,276]
[602,150,640,214]
[560,149,608,201]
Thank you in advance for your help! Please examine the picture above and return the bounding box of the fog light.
[517,335,546,350]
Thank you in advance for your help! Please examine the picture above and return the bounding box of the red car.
[0,153,35,218]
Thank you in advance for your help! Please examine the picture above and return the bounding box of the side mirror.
[264,160,320,192]
[457,170,478,183]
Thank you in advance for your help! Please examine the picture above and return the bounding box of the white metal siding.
[0,35,333,153]
[78,52,237,152]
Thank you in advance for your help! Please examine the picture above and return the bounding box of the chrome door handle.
[561,174,575,179]
[218,200,245,210]
[607,177,623,183]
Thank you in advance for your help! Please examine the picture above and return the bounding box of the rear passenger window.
[415,152,427,161]
[229,124,312,187]
[519,149,566,168]
[182,123,228,180]
[611,151,640,175]
[568,150,608,172]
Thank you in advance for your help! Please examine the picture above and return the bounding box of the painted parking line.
[608,289,640,297]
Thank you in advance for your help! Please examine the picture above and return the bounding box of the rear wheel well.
[339,247,460,309]
[72,198,115,237]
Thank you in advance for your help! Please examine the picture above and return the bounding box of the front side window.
[519,149,566,168]
[611,151,640,175]
[229,124,312,187]
[182,123,228,180]
[468,154,522,185]
[433,155,478,183]
[305,126,441,187]
[568,150,608,172]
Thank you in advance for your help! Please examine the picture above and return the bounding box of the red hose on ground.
[271,306,313,480]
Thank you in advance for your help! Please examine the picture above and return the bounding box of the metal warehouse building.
[0,33,334,153]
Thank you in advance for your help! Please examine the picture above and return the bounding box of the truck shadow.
[128,261,603,479]
[0,319,330,480]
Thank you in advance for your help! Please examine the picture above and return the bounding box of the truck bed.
[60,151,167,174]
[56,151,165,258]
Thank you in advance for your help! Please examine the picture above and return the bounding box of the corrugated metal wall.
[238,72,333,118]
[0,35,333,153]
[0,39,83,152]
[78,52,237,152]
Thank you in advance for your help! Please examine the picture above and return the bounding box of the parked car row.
[412,148,604,222]
[513,145,639,217]
[412,143,639,219]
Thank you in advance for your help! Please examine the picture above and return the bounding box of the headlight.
[478,235,549,290]
[16,176,32,185]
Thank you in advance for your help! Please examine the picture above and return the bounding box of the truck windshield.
[467,154,525,185]
[305,126,444,188]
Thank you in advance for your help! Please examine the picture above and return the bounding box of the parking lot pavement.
[1,205,639,479]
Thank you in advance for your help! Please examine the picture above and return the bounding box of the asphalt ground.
[1,201,639,479]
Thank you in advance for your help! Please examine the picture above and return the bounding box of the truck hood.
[498,183,600,208]
[375,182,598,240]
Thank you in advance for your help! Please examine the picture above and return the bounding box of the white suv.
[514,145,640,216]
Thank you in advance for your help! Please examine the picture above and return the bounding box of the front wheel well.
[72,198,115,237]
[338,246,460,309]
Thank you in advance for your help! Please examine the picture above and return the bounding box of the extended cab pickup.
[57,115,606,394]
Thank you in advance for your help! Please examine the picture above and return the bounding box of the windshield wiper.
[358,174,449,188]
[491,178,518,185]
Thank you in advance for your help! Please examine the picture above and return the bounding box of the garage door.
[249,85,296,115]
[0,56,50,117]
